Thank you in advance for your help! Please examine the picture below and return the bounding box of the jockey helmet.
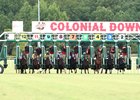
[83,52,86,55]
[46,51,49,54]
[120,55,123,57]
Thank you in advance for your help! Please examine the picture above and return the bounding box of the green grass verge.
[0,60,140,100]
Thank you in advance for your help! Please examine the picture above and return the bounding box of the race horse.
[31,57,40,73]
[19,56,28,74]
[81,54,89,74]
[68,52,77,74]
[29,50,41,74]
[56,55,65,74]
[117,55,126,74]
[18,51,28,74]
[44,56,53,73]
[105,52,114,74]
[94,51,102,74]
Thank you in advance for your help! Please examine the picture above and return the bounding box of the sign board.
[107,34,113,40]
[94,34,101,40]
[45,34,52,40]
[81,34,89,40]
[69,34,77,40]
[119,34,126,40]
[32,21,47,33]
[20,33,28,40]
[32,34,40,40]
[32,21,140,33]
[12,21,23,32]
[57,34,64,40]
[7,34,15,40]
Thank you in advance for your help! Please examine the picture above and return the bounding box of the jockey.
[121,46,127,56]
[110,46,115,54]
[49,46,54,54]
[25,46,29,54]
[74,46,78,54]
[82,52,87,61]
[86,46,90,55]
[70,51,76,59]
[32,51,40,61]
[61,45,66,62]
[61,44,66,55]
[118,54,125,64]
[20,51,27,60]
[36,47,42,55]
[97,46,102,52]
[44,51,50,60]
[44,51,53,65]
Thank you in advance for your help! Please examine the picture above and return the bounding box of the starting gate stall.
[102,41,107,69]
[78,40,82,69]
[28,42,33,69]
[0,42,8,74]
[80,33,90,69]
[53,33,66,70]
[126,41,131,69]
[66,38,78,70]
[118,41,132,70]
[65,41,70,69]
[137,41,140,69]
[114,41,119,69]
[89,40,95,69]
[15,42,20,70]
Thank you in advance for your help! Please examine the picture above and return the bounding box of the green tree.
[90,6,114,21]
[113,11,131,21]
[16,1,32,31]
[31,1,68,21]
[0,14,10,33]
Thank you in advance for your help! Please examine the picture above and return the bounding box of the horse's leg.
[21,66,24,74]
[94,69,95,74]
[75,69,77,74]
[32,69,34,74]
[110,70,112,74]
[98,65,100,74]
[25,69,27,74]
[45,69,47,74]
[49,68,50,74]
[87,68,89,74]
[29,69,30,74]
[81,69,82,74]
[105,68,107,74]
[84,68,86,74]
[100,67,103,74]
[60,68,62,74]
[122,68,125,74]
[69,69,70,74]
[56,68,59,74]
[71,69,73,73]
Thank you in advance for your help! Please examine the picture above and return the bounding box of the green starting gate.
[1,31,140,74]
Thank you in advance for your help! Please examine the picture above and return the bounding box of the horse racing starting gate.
[0,21,140,74]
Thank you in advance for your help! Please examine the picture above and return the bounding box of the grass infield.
[0,60,140,100]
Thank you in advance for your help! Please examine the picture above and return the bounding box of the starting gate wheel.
[0,64,4,74]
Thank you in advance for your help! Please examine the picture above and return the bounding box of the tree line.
[1,0,140,32]
[0,0,140,54]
